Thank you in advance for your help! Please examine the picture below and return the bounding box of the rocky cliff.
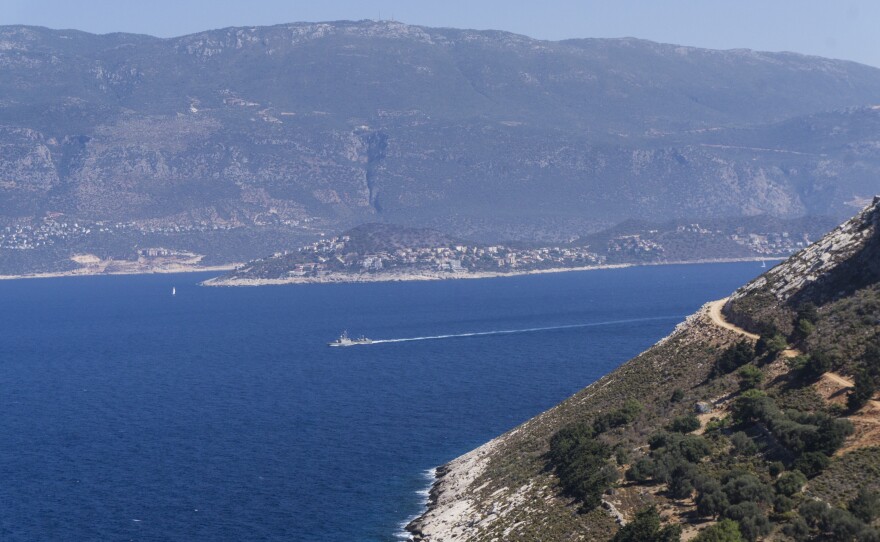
[408,198,880,541]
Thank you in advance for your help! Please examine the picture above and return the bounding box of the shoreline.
[0,256,782,284]
[403,301,721,541]
[0,263,239,281]
[395,468,438,541]
[202,256,781,287]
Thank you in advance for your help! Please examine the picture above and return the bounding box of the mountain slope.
[408,197,880,541]
[3,21,880,273]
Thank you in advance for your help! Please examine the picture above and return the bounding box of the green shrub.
[774,494,794,513]
[786,355,809,371]
[803,351,834,379]
[756,333,788,359]
[696,479,729,518]
[794,318,815,341]
[722,473,773,505]
[612,506,681,542]
[737,365,764,391]
[797,302,819,324]
[671,388,685,403]
[732,389,851,471]
[792,452,830,478]
[774,471,806,497]
[714,341,756,376]
[799,500,880,542]
[547,422,614,511]
[693,519,743,542]
[667,414,701,434]
[782,517,810,539]
[594,399,643,434]
[674,435,712,463]
[722,502,771,542]
[613,444,631,466]
[849,370,876,411]
[850,487,880,524]
[625,457,655,483]
[704,417,730,434]
[729,431,757,456]
[768,461,784,477]
[732,390,775,424]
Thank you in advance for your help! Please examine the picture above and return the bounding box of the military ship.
[328,331,373,347]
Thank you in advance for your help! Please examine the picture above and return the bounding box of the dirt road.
[707,298,760,340]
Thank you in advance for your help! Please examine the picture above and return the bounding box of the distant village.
[0,215,238,250]
[267,223,814,278]
[276,235,605,276]
[1,215,816,277]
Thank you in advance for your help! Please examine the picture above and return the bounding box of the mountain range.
[2,20,880,273]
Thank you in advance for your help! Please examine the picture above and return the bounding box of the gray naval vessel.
[328,330,373,347]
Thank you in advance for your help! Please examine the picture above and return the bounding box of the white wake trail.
[367,314,685,345]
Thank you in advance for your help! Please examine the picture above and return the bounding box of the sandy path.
[706,298,880,453]
[706,298,760,340]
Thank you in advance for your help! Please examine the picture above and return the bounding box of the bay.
[0,262,763,541]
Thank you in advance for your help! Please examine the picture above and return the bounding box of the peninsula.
[204,218,832,286]
[407,197,880,541]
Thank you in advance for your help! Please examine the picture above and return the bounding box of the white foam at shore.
[394,467,439,540]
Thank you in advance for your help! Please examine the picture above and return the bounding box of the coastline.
[405,440,503,542]
[201,256,780,287]
[0,256,781,284]
[402,301,723,541]
[0,263,239,281]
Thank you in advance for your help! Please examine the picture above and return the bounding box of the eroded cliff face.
[726,196,880,334]
[731,196,880,303]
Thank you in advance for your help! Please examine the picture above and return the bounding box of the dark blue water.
[0,263,762,541]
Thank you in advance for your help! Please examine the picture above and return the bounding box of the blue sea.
[0,262,763,541]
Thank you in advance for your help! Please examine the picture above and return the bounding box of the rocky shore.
[402,301,732,541]
[405,440,503,541]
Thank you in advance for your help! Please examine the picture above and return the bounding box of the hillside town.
[245,221,820,281]
[282,235,606,276]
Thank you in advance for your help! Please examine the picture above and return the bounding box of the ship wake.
[367,315,685,345]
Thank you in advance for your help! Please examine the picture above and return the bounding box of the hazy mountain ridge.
[2,21,880,273]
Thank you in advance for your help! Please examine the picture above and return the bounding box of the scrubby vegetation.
[446,204,880,542]
[545,296,869,540]
[713,341,756,376]
[611,507,680,542]
[547,423,616,512]
[693,519,744,542]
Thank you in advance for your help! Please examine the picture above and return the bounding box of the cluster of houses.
[0,219,97,249]
[730,231,810,254]
[284,235,606,275]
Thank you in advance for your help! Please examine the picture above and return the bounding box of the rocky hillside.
[3,21,880,273]
[408,197,880,541]
[211,215,833,285]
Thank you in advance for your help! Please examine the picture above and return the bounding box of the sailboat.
[172,287,176,296]
[760,260,766,268]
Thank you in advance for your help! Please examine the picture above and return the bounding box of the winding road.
[707,297,880,417]
[707,298,759,340]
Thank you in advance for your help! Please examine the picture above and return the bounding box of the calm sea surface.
[0,262,763,541]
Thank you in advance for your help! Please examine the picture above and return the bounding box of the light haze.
[1,0,879,68]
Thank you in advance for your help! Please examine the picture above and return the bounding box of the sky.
[1,0,879,68]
